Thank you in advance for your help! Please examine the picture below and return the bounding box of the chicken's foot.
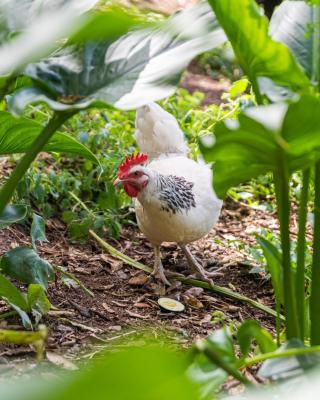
[151,246,171,286]
[180,244,221,284]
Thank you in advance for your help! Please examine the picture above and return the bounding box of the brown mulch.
[0,199,278,368]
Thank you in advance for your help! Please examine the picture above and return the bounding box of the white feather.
[135,102,188,159]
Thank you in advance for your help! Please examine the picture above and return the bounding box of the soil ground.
[0,199,279,375]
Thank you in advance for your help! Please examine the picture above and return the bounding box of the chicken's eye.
[133,171,140,176]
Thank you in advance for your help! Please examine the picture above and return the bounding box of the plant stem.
[243,345,320,368]
[274,152,299,339]
[251,76,263,105]
[311,161,320,345]
[296,169,310,340]
[89,230,282,320]
[0,111,74,214]
[196,341,251,386]
[54,265,94,297]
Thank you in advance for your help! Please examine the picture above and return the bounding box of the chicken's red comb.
[118,153,148,177]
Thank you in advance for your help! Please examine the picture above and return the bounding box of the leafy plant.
[0,273,51,328]
[0,247,55,290]
[203,0,320,346]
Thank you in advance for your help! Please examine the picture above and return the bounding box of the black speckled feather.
[158,174,196,214]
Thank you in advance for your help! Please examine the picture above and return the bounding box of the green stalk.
[196,341,251,386]
[274,153,299,339]
[311,162,320,345]
[0,111,74,214]
[296,169,310,341]
[250,75,263,105]
[243,344,320,368]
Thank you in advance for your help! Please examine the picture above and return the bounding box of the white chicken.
[114,103,222,285]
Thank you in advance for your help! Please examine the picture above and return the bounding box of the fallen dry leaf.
[128,273,149,286]
[184,295,204,309]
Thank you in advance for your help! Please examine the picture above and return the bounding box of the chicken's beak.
[113,177,122,186]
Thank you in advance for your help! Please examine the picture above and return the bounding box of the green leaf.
[31,214,48,249]
[237,320,277,358]
[68,217,93,241]
[0,111,99,164]
[0,204,27,229]
[0,1,141,79]
[67,8,149,44]
[206,328,236,363]
[201,95,320,198]
[0,0,98,77]
[27,284,51,324]
[0,247,55,290]
[270,1,317,81]
[208,0,309,91]
[257,236,283,305]
[0,273,28,311]
[9,3,226,113]
[0,346,199,400]
[0,273,31,328]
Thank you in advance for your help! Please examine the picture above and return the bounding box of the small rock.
[108,325,122,332]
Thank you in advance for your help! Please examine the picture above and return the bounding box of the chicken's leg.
[180,244,219,283]
[151,245,171,286]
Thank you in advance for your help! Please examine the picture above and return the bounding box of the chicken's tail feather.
[135,103,188,160]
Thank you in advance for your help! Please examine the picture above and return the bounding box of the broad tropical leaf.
[0,204,27,228]
[208,0,310,93]
[0,0,98,77]
[0,247,55,290]
[201,95,320,198]
[0,346,199,400]
[0,111,98,163]
[9,2,226,114]
[270,1,317,82]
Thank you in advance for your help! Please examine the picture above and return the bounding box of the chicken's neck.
[138,171,196,214]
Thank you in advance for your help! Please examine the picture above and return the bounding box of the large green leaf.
[208,0,310,92]
[0,247,55,290]
[0,204,27,228]
[0,0,97,77]
[270,1,317,82]
[0,1,143,79]
[0,346,199,400]
[9,3,226,114]
[201,95,320,198]
[0,111,98,163]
